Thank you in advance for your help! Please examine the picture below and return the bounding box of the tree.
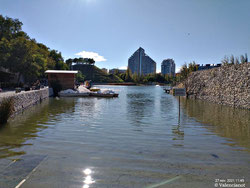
[132,73,139,83]
[125,68,133,82]
[230,55,235,64]
[235,57,240,64]
[88,58,95,65]
[175,74,181,83]
[245,53,248,63]
[180,63,189,81]
[188,61,198,72]
[76,71,85,83]
[164,74,171,83]
[222,56,229,65]
[49,50,68,70]
[0,15,23,40]
[155,73,165,83]
[144,74,155,83]
[66,58,73,69]
[73,58,79,64]
[2,37,44,83]
[0,14,72,86]
[78,57,84,64]
[240,55,245,64]
[0,37,12,68]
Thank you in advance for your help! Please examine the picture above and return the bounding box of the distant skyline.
[0,0,250,72]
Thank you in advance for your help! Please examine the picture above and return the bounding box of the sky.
[0,0,250,72]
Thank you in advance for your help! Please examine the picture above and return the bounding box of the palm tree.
[78,57,84,64]
[73,58,79,64]
[88,58,95,65]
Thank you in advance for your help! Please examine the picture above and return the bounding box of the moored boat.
[90,88,100,92]
[90,93,119,98]
[58,86,118,98]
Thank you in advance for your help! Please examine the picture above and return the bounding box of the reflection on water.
[182,98,250,151]
[82,168,95,188]
[172,124,184,140]
[0,98,76,158]
[126,88,155,125]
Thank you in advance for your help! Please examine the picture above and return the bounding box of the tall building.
[128,47,156,75]
[161,59,176,76]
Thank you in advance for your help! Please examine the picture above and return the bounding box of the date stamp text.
[214,178,245,187]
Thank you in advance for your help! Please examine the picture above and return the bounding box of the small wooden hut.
[45,70,78,90]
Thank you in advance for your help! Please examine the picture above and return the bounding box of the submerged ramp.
[0,155,47,188]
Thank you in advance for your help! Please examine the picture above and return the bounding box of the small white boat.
[58,86,118,98]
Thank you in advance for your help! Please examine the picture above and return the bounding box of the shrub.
[0,97,14,124]
[76,71,85,83]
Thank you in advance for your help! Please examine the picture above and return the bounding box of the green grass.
[73,64,123,83]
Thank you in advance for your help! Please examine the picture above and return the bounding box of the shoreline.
[93,82,168,86]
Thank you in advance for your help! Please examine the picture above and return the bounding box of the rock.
[184,63,250,109]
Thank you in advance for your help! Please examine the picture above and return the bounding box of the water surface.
[0,86,249,188]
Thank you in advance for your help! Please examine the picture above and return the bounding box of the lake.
[0,86,249,188]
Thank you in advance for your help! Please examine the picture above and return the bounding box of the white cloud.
[75,51,107,62]
[119,66,127,70]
